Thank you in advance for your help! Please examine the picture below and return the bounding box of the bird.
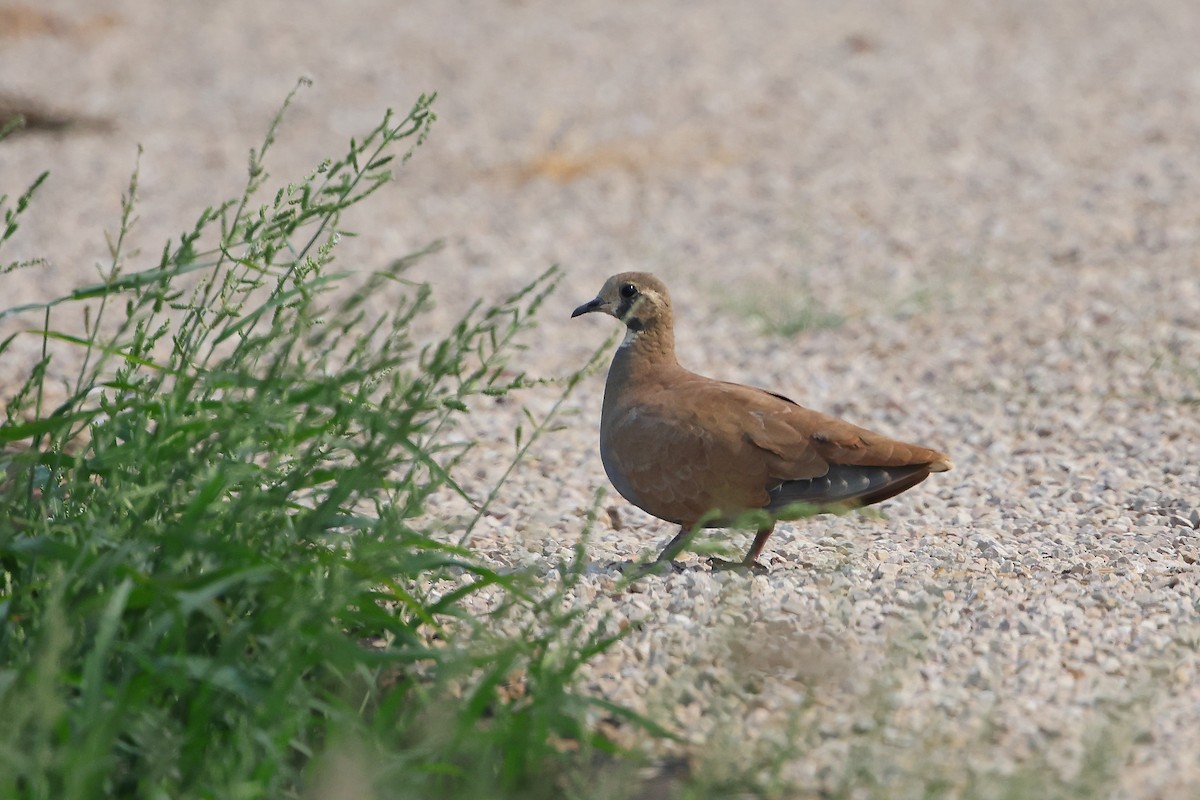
[571,272,952,572]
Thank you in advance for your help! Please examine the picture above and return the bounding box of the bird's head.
[571,272,672,333]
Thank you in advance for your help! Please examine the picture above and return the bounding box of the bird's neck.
[618,318,677,367]
[603,322,680,416]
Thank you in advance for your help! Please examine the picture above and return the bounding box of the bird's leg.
[630,526,694,576]
[654,525,695,564]
[742,524,775,570]
[708,523,774,574]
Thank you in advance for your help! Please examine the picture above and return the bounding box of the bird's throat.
[612,323,678,374]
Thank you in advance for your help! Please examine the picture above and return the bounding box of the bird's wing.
[705,380,949,470]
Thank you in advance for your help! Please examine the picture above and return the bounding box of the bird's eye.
[619,283,637,299]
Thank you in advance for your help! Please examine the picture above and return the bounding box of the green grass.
[0,83,666,800]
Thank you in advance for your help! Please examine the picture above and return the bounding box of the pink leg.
[743,524,775,568]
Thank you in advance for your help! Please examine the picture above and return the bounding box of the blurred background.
[4,0,1197,368]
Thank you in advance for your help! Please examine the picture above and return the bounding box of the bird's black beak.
[571,297,604,318]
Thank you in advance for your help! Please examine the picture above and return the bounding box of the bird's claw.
[627,559,685,577]
[707,557,768,575]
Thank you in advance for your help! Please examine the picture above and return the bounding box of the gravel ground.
[3,1,1199,796]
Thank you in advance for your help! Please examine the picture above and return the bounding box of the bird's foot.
[707,557,768,575]
[627,559,685,577]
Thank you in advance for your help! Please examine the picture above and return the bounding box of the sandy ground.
[3,1,1200,796]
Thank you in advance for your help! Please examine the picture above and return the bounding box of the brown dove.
[571,272,952,571]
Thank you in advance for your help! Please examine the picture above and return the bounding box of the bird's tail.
[766,462,935,514]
